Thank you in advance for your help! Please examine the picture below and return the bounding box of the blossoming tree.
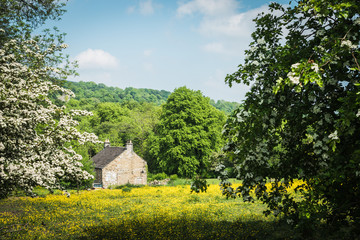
[222,0,360,230]
[0,0,98,198]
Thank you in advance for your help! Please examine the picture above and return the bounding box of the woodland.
[58,81,237,181]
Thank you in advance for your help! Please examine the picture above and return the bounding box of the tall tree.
[0,0,98,198]
[148,87,225,177]
[222,0,360,231]
[0,0,66,43]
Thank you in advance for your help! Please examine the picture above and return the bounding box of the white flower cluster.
[287,71,300,85]
[328,130,339,140]
[287,63,301,84]
[60,43,69,49]
[341,40,357,50]
[0,36,98,196]
[311,63,319,73]
[287,62,320,85]
[257,37,266,45]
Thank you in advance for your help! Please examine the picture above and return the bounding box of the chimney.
[104,139,110,148]
[126,140,133,152]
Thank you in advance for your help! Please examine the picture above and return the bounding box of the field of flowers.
[0,183,299,240]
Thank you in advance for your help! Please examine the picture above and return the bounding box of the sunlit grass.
[0,183,300,240]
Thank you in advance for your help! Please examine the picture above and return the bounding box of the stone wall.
[101,148,147,188]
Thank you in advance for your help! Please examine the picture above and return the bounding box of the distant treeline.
[63,81,240,114]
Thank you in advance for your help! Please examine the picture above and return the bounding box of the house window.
[93,183,102,188]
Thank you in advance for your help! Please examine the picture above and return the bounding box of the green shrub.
[33,187,49,198]
[224,167,237,178]
[151,172,168,181]
[113,183,145,190]
[147,172,153,181]
[122,187,132,193]
[167,178,192,186]
[170,174,178,181]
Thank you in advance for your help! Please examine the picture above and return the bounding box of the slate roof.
[92,147,126,169]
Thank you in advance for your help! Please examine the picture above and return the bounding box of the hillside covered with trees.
[62,81,240,114]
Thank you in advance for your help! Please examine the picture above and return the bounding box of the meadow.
[0,181,308,240]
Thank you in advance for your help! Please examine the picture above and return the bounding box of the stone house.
[92,140,147,188]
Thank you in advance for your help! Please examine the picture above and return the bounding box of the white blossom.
[250,46,258,52]
[60,43,69,49]
[258,52,265,60]
[0,35,98,197]
[257,37,266,45]
[311,63,319,73]
[328,130,339,140]
[341,40,357,49]
[291,63,301,69]
[287,71,300,84]
[252,60,260,66]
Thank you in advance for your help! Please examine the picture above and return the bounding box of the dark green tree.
[222,0,360,232]
[148,87,226,177]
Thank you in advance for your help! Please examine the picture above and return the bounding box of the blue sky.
[46,0,289,102]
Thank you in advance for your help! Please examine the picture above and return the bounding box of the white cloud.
[143,62,154,71]
[127,0,161,16]
[143,49,153,57]
[177,0,239,17]
[177,1,274,56]
[127,6,136,14]
[74,49,119,69]
[202,42,227,54]
[199,6,269,38]
[139,0,154,15]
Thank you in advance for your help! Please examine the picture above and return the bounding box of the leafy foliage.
[67,100,161,159]
[148,172,168,181]
[222,0,360,231]
[148,87,226,177]
[190,176,209,193]
[210,99,240,115]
